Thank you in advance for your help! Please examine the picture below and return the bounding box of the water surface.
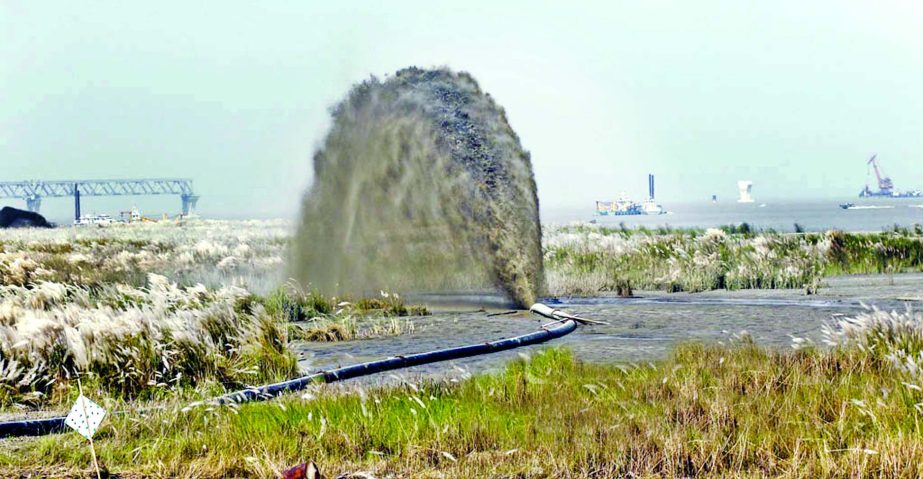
[296,274,923,386]
[543,199,923,232]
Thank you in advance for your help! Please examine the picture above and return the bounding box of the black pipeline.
[0,303,595,438]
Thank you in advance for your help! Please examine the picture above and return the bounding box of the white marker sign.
[64,395,107,440]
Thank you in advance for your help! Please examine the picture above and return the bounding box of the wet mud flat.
[296,273,923,386]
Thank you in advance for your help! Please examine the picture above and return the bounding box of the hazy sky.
[3,1,922,221]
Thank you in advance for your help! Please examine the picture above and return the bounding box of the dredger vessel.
[596,174,666,216]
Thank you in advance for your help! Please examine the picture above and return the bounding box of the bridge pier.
[74,186,81,221]
[181,194,200,217]
[25,195,41,213]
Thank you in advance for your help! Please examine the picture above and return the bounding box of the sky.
[2,1,922,221]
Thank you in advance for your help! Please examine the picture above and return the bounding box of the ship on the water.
[859,154,923,198]
[596,174,666,216]
[74,213,115,226]
[596,196,664,216]
[839,203,895,210]
[74,208,154,226]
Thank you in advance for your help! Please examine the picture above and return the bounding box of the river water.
[296,274,923,386]
[543,198,923,232]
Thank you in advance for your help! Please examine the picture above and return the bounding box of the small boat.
[840,203,895,210]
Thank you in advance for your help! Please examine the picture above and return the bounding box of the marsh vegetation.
[3,220,923,477]
[4,307,923,478]
[0,221,426,411]
[3,220,923,411]
[544,223,923,297]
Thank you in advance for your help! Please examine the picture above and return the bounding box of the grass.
[0,276,300,410]
[544,224,923,296]
[261,285,429,322]
[0,279,427,411]
[7,219,922,301]
[262,285,426,342]
[0,222,430,410]
[0,219,291,293]
[5,329,923,477]
[288,314,417,342]
[3,221,923,476]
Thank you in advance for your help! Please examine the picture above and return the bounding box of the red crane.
[867,154,894,193]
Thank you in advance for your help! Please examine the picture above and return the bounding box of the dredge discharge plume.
[294,67,542,307]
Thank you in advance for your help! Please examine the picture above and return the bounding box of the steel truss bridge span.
[0,178,199,217]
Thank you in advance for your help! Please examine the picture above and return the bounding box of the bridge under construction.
[0,178,199,219]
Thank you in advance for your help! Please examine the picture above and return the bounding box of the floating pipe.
[0,303,585,438]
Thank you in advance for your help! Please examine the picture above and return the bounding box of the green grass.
[4,341,923,478]
[544,226,923,296]
[822,229,923,276]
[262,286,426,342]
[261,286,429,322]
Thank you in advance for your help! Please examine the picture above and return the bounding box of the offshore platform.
[860,155,923,198]
[0,178,199,220]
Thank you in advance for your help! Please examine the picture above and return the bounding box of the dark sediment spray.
[294,67,543,307]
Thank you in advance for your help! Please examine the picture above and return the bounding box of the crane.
[858,154,922,198]
[867,154,894,194]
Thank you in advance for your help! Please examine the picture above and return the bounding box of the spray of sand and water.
[294,67,542,307]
